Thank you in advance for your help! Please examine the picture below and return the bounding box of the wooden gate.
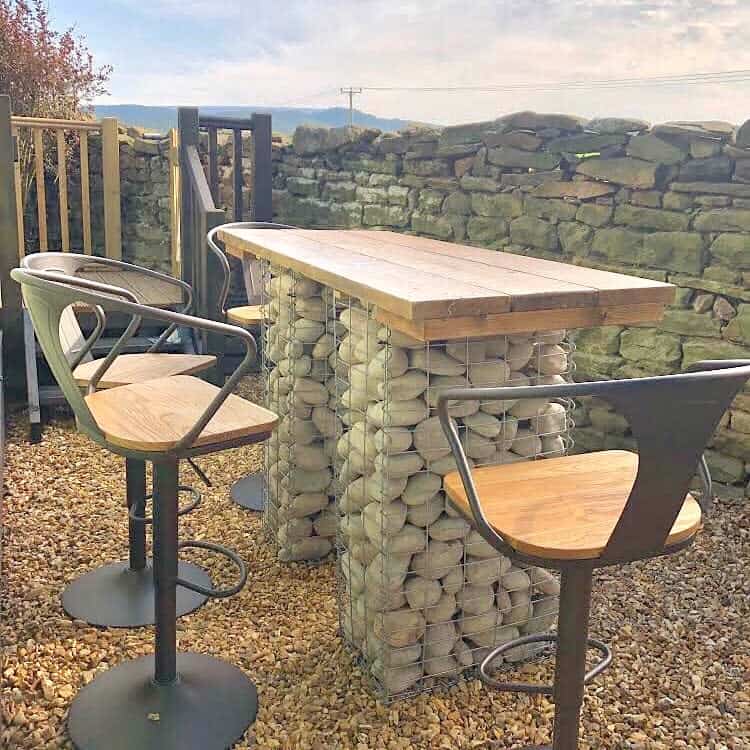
[177,107,272,328]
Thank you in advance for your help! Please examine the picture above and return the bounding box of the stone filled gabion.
[333,296,574,699]
[263,264,342,561]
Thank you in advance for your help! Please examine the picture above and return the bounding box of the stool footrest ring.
[479,633,612,694]
[128,485,201,524]
[176,540,248,599]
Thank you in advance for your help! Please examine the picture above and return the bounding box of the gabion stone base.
[333,296,572,699]
[262,265,340,562]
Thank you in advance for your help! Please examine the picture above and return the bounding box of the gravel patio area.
[1,382,749,749]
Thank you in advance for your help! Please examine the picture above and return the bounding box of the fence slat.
[56,130,69,251]
[11,125,24,258]
[233,128,243,221]
[101,117,122,259]
[79,130,92,254]
[168,128,180,276]
[208,126,219,205]
[32,128,48,250]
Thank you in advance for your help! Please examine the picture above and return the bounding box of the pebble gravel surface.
[1,380,748,749]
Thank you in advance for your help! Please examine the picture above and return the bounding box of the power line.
[354,68,750,93]
[272,88,340,108]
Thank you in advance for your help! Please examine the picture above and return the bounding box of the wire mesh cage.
[332,294,575,700]
[261,261,341,562]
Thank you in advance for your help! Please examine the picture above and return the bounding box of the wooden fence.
[9,114,122,260]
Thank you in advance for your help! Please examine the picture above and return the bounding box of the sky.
[50,0,750,126]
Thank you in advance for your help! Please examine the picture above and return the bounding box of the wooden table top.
[220,227,674,340]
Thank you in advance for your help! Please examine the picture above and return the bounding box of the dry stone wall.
[272,112,750,493]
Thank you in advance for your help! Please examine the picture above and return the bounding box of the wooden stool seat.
[73,353,216,389]
[444,450,702,561]
[227,305,265,327]
[85,375,278,452]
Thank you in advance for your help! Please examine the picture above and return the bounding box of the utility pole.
[340,87,362,128]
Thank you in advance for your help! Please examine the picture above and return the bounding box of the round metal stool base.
[68,653,258,750]
[61,561,210,627]
[230,472,265,512]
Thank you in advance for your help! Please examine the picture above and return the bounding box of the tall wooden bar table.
[220,226,674,699]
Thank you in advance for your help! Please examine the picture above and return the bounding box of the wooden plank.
[444,451,701,560]
[233,128,243,220]
[32,128,47,250]
[208,126,219,205]
[101,117,122,259]
[85,374,278,452]
[168,128,180,276]
[79,130,92,254]
[73,353,215,388]
[11,125,24,259]
[11,116,100,131]
[376,302,667,342]
[178,108,200,292]
[296,229,601,311]
[56,130,69,251]
[356,230,675,307]
[220,227,512,320]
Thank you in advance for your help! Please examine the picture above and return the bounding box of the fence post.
[0,95,25,395]
[178,107,199,292]
[101,117,122,259]
[232,128,243,221]
[250,113,272,221]
[168,128,180,277]
[205,207,227,382]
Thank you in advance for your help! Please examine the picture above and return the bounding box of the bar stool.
[207,222,288,512]
[21,252,216,627]
[14,265,278,750]
[225,304,266,511]
[438,360,750,750]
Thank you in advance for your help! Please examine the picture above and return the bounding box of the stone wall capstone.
[271,113,750,494]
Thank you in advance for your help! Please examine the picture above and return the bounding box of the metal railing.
[176,107,272,356]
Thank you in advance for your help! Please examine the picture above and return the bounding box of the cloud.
[96,0,750,125]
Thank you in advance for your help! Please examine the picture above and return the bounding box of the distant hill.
[93,105,417,135]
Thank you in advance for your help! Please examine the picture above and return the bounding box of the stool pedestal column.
[60,458,210,627]
[68,457,258,750]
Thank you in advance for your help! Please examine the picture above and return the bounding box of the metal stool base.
[61,561,210,627]
[68,652,258,750]
[229,472,265,512]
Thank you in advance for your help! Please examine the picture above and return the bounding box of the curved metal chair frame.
[13,265,267,750]
[22,253,199,442]
[20,253,212,627]
[438,360,750,750]
[205,221,293,511]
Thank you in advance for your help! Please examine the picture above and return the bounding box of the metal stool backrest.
[438,361,750,566]
[13,268,108,444]
[206,222,294,317]
[21,252,194,364]
[12,266,256,457]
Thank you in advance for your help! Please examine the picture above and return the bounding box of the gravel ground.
[2,382,749,749]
